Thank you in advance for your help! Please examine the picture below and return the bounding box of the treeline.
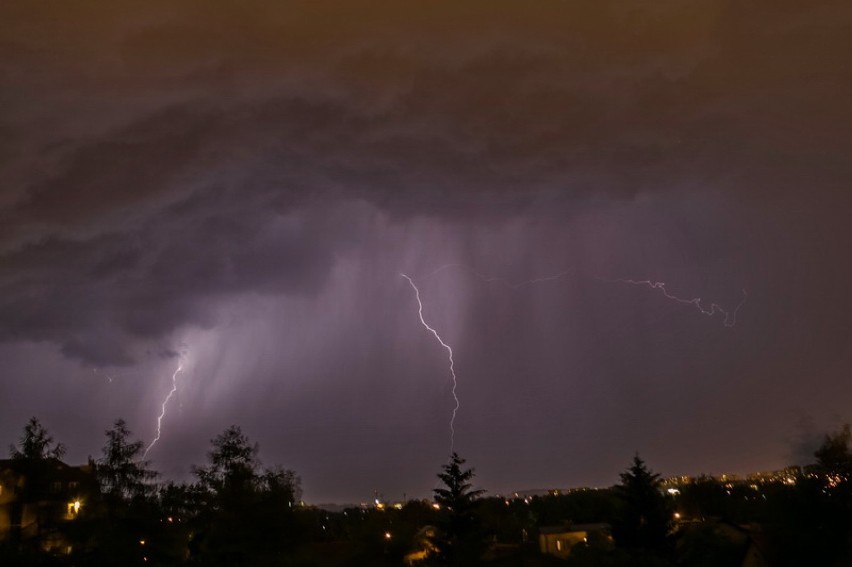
[2,418,852,566]
[2,418,305,566]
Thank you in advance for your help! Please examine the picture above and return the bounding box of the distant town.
[2,417,851,566]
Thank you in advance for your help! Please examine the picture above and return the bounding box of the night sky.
[2,1,851,504]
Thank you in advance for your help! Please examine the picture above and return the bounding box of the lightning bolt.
[401,273,460,452]
[399,267,745,451]
[426,264,747,328]
[601,278,748,327]
[143,359,183,459]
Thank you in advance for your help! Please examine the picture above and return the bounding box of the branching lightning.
[401,273,460,452]
[399,266,746,452]
[143,359,184,459]
[426,263,748,328]
[601,278,748,327]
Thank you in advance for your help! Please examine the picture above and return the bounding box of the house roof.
[0,458,91,478]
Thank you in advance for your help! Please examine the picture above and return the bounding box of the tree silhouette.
[430,452,486,566]
[765,425,852,566]
[190,425,301,562]
[97,419,158,511]
[9,416,65,459]
[194,424,260,497]
[86,420,163,564]
[814,423,852,481]
[612,454,671,553]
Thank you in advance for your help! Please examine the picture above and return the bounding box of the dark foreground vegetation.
[2,417,852,566]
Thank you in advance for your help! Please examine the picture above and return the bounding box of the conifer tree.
[430,452,486,566]
[9,416,65,460]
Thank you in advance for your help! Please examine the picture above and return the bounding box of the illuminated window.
[67,500,81,518]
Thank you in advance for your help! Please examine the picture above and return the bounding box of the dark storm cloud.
[4,1,849,224]
[0,1,847,363]
[0,184,354,363]
[1,1,852,501]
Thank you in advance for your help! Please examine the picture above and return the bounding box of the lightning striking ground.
[143,359,183,459]
[401,273,460,452]
[602,278,748,327]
